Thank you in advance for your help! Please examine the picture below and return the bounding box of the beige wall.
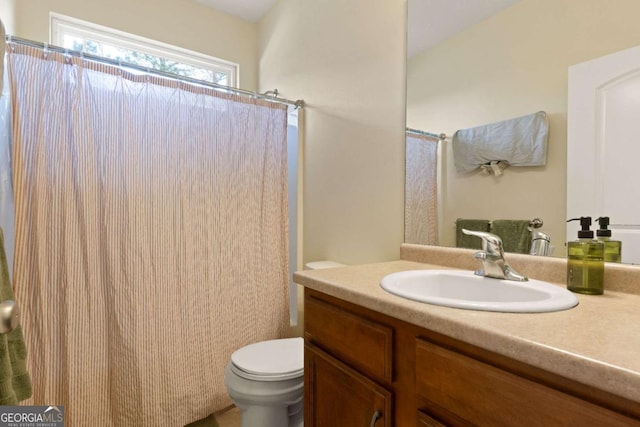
[407,0,640,255]
[10,0,258,91]
[0,0,16,34]
[259,0,407,268]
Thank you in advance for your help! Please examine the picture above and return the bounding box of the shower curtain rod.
[406,127,447,140]
[4,35,305,109]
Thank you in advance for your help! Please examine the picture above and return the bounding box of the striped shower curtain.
[6,42,290,426]
[405,132,439,245]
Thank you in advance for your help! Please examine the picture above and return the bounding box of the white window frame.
[50,12,239,87]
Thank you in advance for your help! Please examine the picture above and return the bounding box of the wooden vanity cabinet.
[305,343,392,427]
[415,338,640,426]
[304,288,640,427]
[416,411,446,427]
[304,292,395,426]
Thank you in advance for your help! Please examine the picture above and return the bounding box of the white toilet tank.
[305,260,345,270]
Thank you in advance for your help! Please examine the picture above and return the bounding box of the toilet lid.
[231,337,303,378]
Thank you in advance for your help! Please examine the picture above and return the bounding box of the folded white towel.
[452,111,549,173]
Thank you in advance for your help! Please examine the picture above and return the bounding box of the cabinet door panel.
[416,339,640,426]
[305,295,393,383]
[305,343,392,427]
[417,410,448,427]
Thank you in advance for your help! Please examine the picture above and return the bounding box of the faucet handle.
[461,229,504,256]
[462,229,528,281]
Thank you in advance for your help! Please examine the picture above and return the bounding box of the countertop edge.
[294,260,640,404]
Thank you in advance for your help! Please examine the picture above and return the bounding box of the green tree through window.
[66,36,228,85]
[52,14,237,87]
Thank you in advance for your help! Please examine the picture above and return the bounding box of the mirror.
[405,0,640,262]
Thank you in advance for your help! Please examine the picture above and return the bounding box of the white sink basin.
[380,270,578,313]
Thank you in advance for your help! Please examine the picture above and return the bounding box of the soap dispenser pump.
[595,217,622,263]
[566,217,605,295]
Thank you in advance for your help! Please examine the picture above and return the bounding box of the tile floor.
[215,406,241,427]
[185,406,240,427]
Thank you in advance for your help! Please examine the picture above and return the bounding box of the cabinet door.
[305,343,392,427]
[305,294,393,383]
[416,339,640,426]
[417,410,448,427]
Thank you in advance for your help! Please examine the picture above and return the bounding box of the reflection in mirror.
[405,129,441,246]
[405,0,640,264]
[567,45,640,264]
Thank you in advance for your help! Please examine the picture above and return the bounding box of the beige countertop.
[294,257,640,404]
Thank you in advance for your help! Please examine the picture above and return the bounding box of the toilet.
[225,337,304,427]
[224,260,344,427]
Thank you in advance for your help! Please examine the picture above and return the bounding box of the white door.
[568,45,640,264]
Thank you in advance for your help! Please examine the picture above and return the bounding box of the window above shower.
[50,13,239,87]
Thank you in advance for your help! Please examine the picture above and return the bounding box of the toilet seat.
[230,337,303,382]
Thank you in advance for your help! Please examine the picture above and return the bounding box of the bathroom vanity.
[294,245,640,426]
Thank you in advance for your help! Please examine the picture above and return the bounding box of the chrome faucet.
[528,218,552,256]
[462,229,528,281]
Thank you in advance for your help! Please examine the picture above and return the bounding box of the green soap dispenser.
[566,217,605,295]
[596,217,622,263]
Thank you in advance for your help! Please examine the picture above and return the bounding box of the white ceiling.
[407,0,522,57]
[195,0,522,57]
[194,0,278,22]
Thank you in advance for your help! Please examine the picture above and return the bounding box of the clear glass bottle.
[566,217,605,295]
